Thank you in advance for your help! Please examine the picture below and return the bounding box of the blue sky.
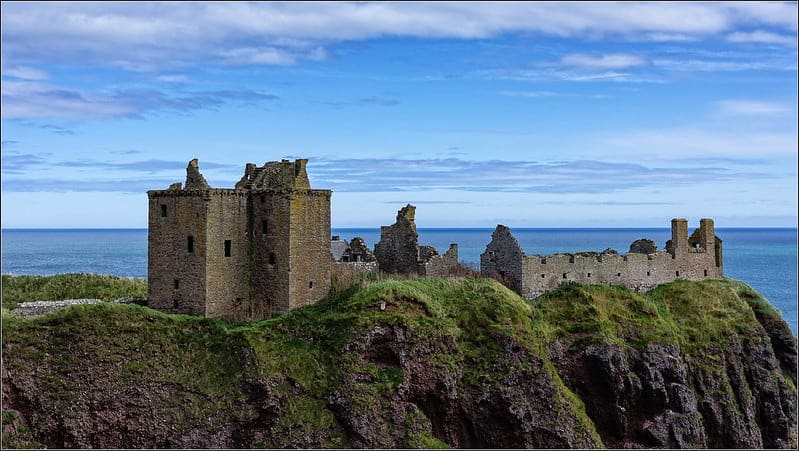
[1,1,797,228]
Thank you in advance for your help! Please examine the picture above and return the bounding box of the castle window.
[160,204,167,217]
[587,273,591,278]
[260,195,265,204]
[187,235,194,253]
[541,273,545,278]
[562,273,567,279]
[541,258,546,264]
[309,281,314,289]
[269,253,276,265]
[704,269,708,277]
[676,270,680,277]
[174,279,180,289]
[224,240,231,257]
[646,271,650,276]
[616,272,621,277]
[262,220,268,235]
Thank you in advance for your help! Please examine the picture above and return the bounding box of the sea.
[2,228,796,334]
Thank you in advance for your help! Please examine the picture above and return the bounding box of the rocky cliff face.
[2,278,796,449]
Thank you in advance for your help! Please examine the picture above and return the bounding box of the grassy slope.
[1,274,147,310]
[1,276,792,448]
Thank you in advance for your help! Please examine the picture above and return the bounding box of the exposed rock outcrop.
[2,279,796,449]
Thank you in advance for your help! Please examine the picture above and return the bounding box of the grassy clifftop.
[1,274,147,310]
[2,276,796,448]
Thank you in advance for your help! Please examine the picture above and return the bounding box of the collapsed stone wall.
[418,244,459,277]
[374,204,420,275]
[482,219,723,298]
[374,204,462,277]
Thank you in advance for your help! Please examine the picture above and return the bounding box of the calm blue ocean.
[2,228,796,333]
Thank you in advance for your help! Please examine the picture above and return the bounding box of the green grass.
[1,274,790,448]
[1,273,147,310]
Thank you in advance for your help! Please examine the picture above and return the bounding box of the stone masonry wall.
[287,190,332,311]
[374,204,420,275]
[251,192,292,315]
[480,225,525,293]
[147,190,208,315]
[419,244,459,277]
[204,191,250,317]
[482,219,723,298]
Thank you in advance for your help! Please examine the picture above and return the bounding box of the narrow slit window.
[262,220,268,235]
[562,273,567,279]
[187,235,194,253]
[224,240,231,257]
[174,279,180,289]
[646,271,651,276]
[160,204,167,217]
[704,269,708,277]
[269,253,276,265]
[260,195,265,204]
[309,281,314,289]
[616,272,621,277]
[541,273,545,278]
[676,270,680,276]
[587,273,591,278]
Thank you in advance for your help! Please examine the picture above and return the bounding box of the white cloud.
[558,53,649,69]
[717,100,792,116]
[155,74,191,83]
[500,90,559,98]
[726,30,797,46]
[604,128,798,159]
[3,66,50,80]
[1,2,797,70]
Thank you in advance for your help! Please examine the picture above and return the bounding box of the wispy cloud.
[1,81,279,119]
[557,53,649,70]
[727,30,797,47]
[2,2,796,70]
[0,154,238,176]
[500,90,559,98]
[3,66,50,80]
[359,96,400,106]
[383,200,472,205]
[304,157,766,194]
[717,100,791,117]
[479,68,661,83]
[1,156,770,195]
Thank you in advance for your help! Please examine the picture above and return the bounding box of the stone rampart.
[482,219,723,298]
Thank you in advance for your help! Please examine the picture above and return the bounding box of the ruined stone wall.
[288,190,332,310]
[419,244,459,277]
[374,205,420,274]
[480,225,525,293]
[203,190,250,317]
[483,219,723,298]
[333,261,380,278]
[147,190,208,315]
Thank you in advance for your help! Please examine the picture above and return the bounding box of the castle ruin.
[481,218,723,298]
[147,159,331,317]
[147,159,724,318]
[373,204,460,277]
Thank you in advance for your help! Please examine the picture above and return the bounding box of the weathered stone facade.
[147,159,331,318]
[482,218,723,298]
[374,204,460,276]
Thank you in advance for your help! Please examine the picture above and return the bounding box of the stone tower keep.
[147,159,331,318]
